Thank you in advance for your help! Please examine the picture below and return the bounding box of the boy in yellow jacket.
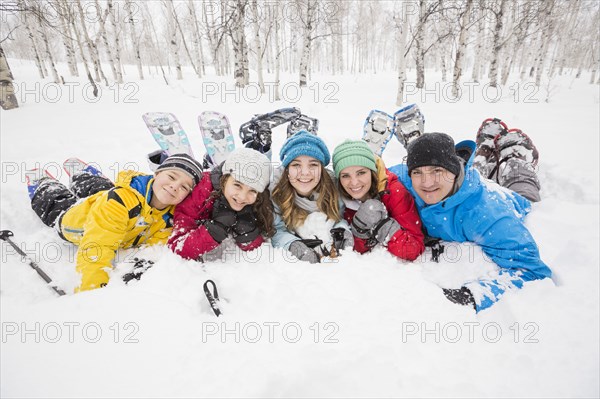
[28,154,203,292]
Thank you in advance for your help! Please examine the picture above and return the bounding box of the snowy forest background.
[1,0,599,105]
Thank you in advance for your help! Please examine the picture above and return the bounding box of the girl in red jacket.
[168,148,275,261]
[331,140,425,261]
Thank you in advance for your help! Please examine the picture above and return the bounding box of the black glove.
[232,206,261,244]
[123,258,154,283]
[206,197,236,243]
[330,227,354,251]
[443,287,476,310]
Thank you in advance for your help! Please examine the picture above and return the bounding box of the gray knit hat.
[156,153,203,186]
[407,133,462,177]
[222,148,271,192]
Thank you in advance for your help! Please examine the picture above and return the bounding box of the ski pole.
[0,230,66,296]
[203,279,221,317]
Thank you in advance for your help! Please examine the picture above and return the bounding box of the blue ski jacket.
[389,140,551,310]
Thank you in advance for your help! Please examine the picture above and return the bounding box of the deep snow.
[1,60,599,398]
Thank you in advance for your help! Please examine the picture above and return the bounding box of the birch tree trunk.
[188,0,205,77]
[126,0,144,79]
[395,3,409,106]
[95,0,121,83]
[452,0,473,97]
[415,0,426,89]
[21,1,46,79]
[534,0,556,86]
[251,0,265,93]
[230,0,248,87]
[168,0,199,78]
[75,0,106,83]
[37,15,61,84]
[471,4,485,82]
[69,5,99,96]
[0,44,19,110]
[107,0,123,82]
[488,0,507,88]
[299,0,317,87]
[274,4,281,101]
[55,0,79,77]
[164,0,184,80]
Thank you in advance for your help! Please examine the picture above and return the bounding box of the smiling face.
[222,175,259,211]
[410,166,456,205]
[339,166,373,202]
[151,169,194,209]
[287,155,322,197]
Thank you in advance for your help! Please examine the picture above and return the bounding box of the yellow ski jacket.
[60,170,174,292]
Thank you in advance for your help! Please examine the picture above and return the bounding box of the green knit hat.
[332,139,377,178]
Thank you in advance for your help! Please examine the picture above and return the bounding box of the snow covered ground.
[1,60,599,398]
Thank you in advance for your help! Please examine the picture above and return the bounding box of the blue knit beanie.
[279,131,331,167]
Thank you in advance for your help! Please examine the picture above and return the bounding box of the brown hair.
[212,175,275,237]
[271,164,340,230]
[338,170,380,201]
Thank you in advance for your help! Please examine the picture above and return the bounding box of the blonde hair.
[272,164,340,230]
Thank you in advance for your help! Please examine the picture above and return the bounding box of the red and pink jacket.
[168,171,264,260]
[343,160,425,261]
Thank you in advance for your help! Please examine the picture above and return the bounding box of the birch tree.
[95,0,121,83]
[471,2,485,82]
[534,0,556,86]
[0,43,19,110]
[251,0,265,93]
[107,0,123,82]
[299,0,317,87]
[75,0,107,84]
[20,0,46,79]
[37,11,61,84]
[188,0,205,76]
[414,0,427,89]
[488,0,507,88]
[55,0,79,77]
[452,0,473,97]
[125,0,143,79]
[395,1,410,106]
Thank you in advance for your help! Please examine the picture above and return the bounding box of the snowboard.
[362,110,394,157]
[393,104,425,148]
[239,107,302,153]
[198,111,236,168]
[287,114,319,137]
[142,112,194,157]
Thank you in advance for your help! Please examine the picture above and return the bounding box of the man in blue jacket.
[389,132,551,312]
